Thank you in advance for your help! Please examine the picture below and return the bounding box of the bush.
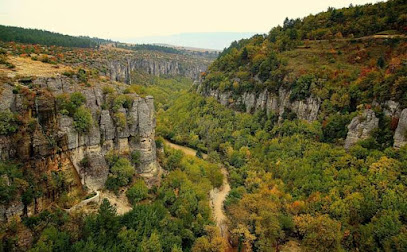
[56,92,86,116]
[322,113,352,143]
[114,112,127,130]
[0,111,18,135]
[105,158,134,191]
[77,68,88,83]
[73,106,93,133]
[126,179,148,204]
[131,151,141,166]
[113,95,133,111]
[105,151,120,167]
[290,74,315,101]
[102,86,115,95]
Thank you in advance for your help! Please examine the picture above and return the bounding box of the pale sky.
[0,0,384,40]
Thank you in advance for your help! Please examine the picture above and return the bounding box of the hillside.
[155,1,407,251]
[199,0,407,148]
[0,39,213,82]
[0,25,104,48]
[1,0,407,252]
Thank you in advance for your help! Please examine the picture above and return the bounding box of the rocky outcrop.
[0,75,158,219]
[394,108,407,148]
[200,86,321,121]
[344,109,379,149]
[108,58,208,83]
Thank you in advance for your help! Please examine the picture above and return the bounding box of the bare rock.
[394,108,407,148]
[345,109,379,149]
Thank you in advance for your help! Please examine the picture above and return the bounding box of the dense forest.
[1,0,407,251]
[158,0,407,251]
[203,0,407,108]
[117,43,183,54]
[158,91,407,252]
[1,146,224,251]
[0,25,100,48]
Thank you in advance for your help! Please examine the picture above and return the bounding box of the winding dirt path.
[210,167,231,238]
[163,139,231,242]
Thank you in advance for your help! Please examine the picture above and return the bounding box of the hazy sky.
[0,0,383,40]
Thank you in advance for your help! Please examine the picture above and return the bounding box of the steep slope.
[0,73,158,220]
[198,0,407,148]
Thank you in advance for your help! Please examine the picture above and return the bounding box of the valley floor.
[163,139,233,248]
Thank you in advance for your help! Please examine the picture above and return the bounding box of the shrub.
[102,86,115,95]
[131,151,141,166]
[56,92,86,116]
[105,151,120,167]
[290,74,315,101]
[113,95,133,111]
[114,112,127,130]
[126,179,148,204]
[106,158,134,191]
[73,106,93,133]
[70,92,86,108]
[0,111,18,135]
[322,113,352,143]
[77,68,88,83]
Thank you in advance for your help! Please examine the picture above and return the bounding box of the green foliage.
[289,74,315,101]
[130,150,141,166]
[105,157,134,191]
[0,162,22,205]
[322,113,353,143]
[0,110,18,135]
[157,88,407,251]
[56,92,86,117]
[73,106,93,133]
[29,226,70,252]
[118,43,182,54]
[0,24,98,48]
[126,179,149,204]
[140,231,163,252]
[113,94,133,111]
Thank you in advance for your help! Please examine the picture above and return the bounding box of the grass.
[1,55,72,78]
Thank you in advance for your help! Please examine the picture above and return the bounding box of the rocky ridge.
[0,75,158,220]
[198,85,321,121]
[108,57,208,83]
[197,84,407,149]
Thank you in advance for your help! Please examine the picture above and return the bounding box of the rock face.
[394,108,407,148]
[108,58,208,83]
[0,76,158,219]
[344,109,379,149]
[199,86,321,121]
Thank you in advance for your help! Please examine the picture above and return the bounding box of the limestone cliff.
[0,76,158,220]
[394,108,407,148]
[107,57,208,83]
[198,85,320,122]
[344,109,379,149]
[198,82,407,149]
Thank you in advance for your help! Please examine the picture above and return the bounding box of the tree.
[192,226,226,252]
[294,214,342,252]
[141,231,163,252]
[0,110,18,135]
[30,226,70,252]
[126,179,149,204]
[105,158,134,191]
[73,106,93,133]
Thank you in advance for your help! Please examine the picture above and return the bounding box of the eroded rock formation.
[0,75,158,220]
[199,86,321,122]
[108,57,208,83]
[394,108,407,148]
[344,109,379,149]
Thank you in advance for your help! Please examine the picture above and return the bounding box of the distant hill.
[120,32,258,50]
[0,25,112,48]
